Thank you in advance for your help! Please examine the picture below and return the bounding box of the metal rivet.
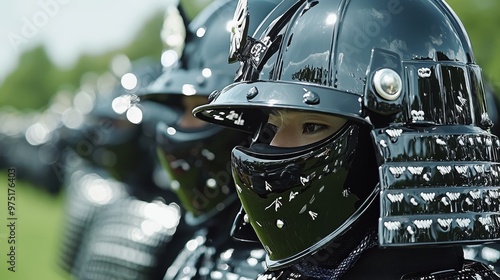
[243,214,249,223]
[208,90,219,102]
[247,87,259,99]
[276,219,285,229]
[373,68,402,101]
[303,91,320,105]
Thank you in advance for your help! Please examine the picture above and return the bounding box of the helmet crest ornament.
[229,0,250,63]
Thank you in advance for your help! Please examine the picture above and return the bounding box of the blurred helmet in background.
[141,0,279,225]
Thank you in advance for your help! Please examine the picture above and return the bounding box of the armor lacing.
[294,230,378,280]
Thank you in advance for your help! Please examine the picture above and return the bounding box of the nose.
[270,127,301,147]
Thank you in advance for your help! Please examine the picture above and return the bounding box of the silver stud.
[276,219,285,229]
[373,68,402,101]
[247,87,259,99]
[243,214,249,223]
[303,90,320,105]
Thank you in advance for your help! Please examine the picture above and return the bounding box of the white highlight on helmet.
[121,72,138,90]
[202,68,212,78]
[407,166,424,175]
[221,249,234,260]
[161,49,179,68]
[308,211,318,220]
[384,221,401,230]
[62,107,84,129]
[126,106,143,124]
[25,123,50,146]
[182,84,197,96]
[196,27,206,37]
[385,128,403,138]
[420,192,436,202]
[186,235,206,251]
[387,193,404,203]
[112,96,130,114]
[143,202,180,230]
[325,13,337,25]
[202,149,215,160]
[166,126,177,135]
[437,218,453,228]
[86,180,113,205]
[73,90,95,114]
[481,247,500,263]
[171,180,180,190]
[437,166,452,175]
[247,257,259,266]
[226,20,235,33]
[456,218,471,227]
[418,67,432,78]
[413,219,432,229]
[206,178,217,188]
[478,216,492,226]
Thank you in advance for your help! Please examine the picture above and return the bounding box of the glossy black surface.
[156,122,248,220]
[192,0,500,268]
[231,125,366,262]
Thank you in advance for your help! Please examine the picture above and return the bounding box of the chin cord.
[293,230,378,280]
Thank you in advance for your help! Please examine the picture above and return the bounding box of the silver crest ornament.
[250,36,271,64]
[229,0,249,63]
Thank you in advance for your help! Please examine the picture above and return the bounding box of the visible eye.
[303,123,328,134]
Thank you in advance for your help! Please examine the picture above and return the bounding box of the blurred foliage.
[0,0,215,111]
[0,12,164,110]
[447,0,500,91]
[180,0,214,20]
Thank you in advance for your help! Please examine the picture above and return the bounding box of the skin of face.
[267,109,347,147]
[178,95,209,129]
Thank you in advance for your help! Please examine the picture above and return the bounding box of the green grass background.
[0,173,69,280]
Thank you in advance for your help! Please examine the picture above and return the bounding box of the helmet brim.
[193,80,370,133]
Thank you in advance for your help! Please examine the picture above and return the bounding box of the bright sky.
[0,0,175,83]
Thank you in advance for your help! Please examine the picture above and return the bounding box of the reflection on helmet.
[141,0,279,225]
[463,81,500,271]
[194,0,500,270]
[68,58,164,192]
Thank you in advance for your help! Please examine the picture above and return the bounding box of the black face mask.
[230,122,380,269]
[156,120,249,225]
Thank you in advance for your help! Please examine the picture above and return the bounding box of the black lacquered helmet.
[69,59,166,191]
[141,0,279,225]
[194,0,500,270]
